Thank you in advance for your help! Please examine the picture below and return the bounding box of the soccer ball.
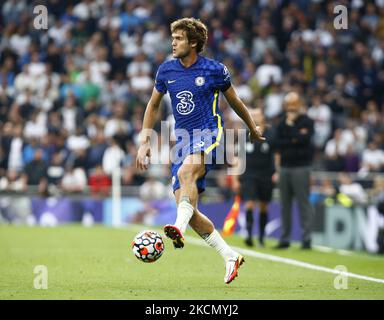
[131,230,164,263]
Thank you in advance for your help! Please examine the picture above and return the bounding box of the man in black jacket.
[274,92,315,249]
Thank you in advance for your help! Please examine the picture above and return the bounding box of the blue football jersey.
[155,55,231,140]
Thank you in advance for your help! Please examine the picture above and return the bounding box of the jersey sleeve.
[154,64,167,94]
[214,63,231,92]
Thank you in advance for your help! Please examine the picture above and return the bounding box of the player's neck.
[179,52,198,68]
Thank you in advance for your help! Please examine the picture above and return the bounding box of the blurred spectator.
[2,0,27,25]
[360,141,384,173]
[22,149,48,194]
[88,164,111,197]
[61,92,82,134]
[251,23,280,64]
[344,145,360,173]
[24,109,47,140]
[139,176,167,201]
[87,129,108,169]
[89,47,111,86]
[255,52,282,89]
[127,51,151,78]
[47,152,65,188]
[102,136,125,175]
[0,169,26,192]
[264,83,284,120]
[61,165,87,193]
[9,26,31,57]
[7,124,24,172]
[338,172,368,204]
[325,129,349,172]
[307,95,332,150]
[320,179,337,199]
[104,100,132,138]
[67,127,90,153]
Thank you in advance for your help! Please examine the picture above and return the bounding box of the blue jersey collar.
[177,55,201,69]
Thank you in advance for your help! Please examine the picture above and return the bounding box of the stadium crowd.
[0,0,383,200]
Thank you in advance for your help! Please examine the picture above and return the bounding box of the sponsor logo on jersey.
[176,91,195,115]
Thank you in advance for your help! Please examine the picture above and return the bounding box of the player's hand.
[249,125,265,142]
[136,142,151,171]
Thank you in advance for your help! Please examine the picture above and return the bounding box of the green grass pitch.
[0,224,383,300]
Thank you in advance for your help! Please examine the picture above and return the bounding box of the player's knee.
[177,166,199,184]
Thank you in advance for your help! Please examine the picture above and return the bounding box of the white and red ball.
[132,230,164,263]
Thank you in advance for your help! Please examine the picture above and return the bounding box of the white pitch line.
[185,236,384,285]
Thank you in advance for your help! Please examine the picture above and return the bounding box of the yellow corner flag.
[222,195,241,237]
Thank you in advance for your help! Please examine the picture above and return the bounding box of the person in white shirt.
[67,128,90,152]
[61,165,87,193]
[338,172,368,204]
[251,25,280,64]
[9,26,31,57]
[28,52,46,78]
[325,128,349,158]
[254,52,282,88]
[104,100,132,138]
[23,110,47,140]
[127,51,152,78]
[102,136,125,175]
[307,95,332,149]
[89,47,111,86]
[61,93,80,134]
[14,64,35,94]
[361,141,384,172]
[264,82,284,120]
[7,124,24,172]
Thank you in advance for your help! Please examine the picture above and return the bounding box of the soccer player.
[136,18,264,284]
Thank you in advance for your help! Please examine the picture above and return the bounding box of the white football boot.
[224,255,245,284]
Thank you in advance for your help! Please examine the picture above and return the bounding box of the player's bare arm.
[136,88,163,171]
[222,86,265,142]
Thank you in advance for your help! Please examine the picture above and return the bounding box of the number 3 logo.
[176,91,195,115]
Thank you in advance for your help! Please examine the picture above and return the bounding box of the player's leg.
[189,208,244,284]
[164,153,205,248]
[290,166,314,249]
[172,184,244,284]
[258,201,268,247]
[244,200,256,247]
[277,167,293,248]
[240,178,256,246]
[256,176,273,247]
